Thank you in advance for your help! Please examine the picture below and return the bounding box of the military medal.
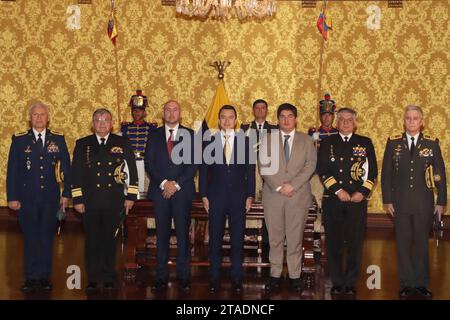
[331,157,335,162]
[26,160,31,170]
[25,145,32,153]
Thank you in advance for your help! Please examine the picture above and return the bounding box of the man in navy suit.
[200,105,255,294]
[6,102,71,292]
[144,100,197,292]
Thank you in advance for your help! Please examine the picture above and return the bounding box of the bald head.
[163,100,181,127]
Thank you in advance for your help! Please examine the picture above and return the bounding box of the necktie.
[224,134,232,165]
[410,136,415,156]
[100,137,106,146]
[258,124,262,131]
[37,133,44,152]
[284,135,290,163]
[344,136,349,143]
[167,129,174,160]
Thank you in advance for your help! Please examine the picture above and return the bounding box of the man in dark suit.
[144,100,197,292]
[381,105,447,299]
[200,105,255,294]
[7,102,71,292]
[317,107,377,297]
[71,108,138,293]
[240,99,278,253]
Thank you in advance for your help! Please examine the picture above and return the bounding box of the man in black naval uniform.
[381,105,447,299]
[240,99,278,253]
[72,108,138,293]
[318,107,377,297]
[6,101,71,292]
[120,90,157,198]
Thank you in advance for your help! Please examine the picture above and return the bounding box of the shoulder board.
[49,130,64,136]
[121,121,130,126]
[389,133,402,140]
[14,131,27,137]
[423,134,436,141]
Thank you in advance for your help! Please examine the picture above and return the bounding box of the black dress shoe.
[399,286,414,298]
[21,280,37,292]
[209,279,220,293]
[344,286,356,296]
[39,279,53,292]
[85,282,99,294]
[103,282,116,291]
[232,281,243,294]
[151,280,167,292]
[289,278,303,293]
[330,286,343,295]
[264,277,281,293]
[415,287,432,298]
[179,279,191,292]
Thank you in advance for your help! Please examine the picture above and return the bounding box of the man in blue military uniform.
[308,93,339,149]
[6,102,71,292]
[121,90,157,198]
[72,108,138,293]
[381,105,447,299]
[317,107,378,297]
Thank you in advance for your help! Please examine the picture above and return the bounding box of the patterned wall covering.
[0,0,448,212]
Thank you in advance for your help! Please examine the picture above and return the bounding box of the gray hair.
[404,105,423,118]
[92,108,112,120]
[29,101,50,116]
[336,107,357,120]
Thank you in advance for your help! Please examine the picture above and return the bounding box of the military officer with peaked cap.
[7,101,72,292]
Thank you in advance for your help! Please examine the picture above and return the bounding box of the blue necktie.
[284,135,290,163]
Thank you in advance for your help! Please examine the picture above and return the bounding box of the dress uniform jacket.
[381,132,447,214]
[71,134,139,209]
[318,133,377,198]
[120,121,157,160]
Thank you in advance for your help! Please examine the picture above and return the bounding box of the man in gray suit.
[259,103,317,293]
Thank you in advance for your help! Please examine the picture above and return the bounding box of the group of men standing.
[6,91,446,299]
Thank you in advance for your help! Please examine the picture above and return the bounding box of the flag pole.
[114,44,121,125]
[316,0,327,128]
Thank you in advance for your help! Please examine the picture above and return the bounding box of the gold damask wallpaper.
[0,0,448,213]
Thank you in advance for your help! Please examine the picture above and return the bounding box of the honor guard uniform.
[308,93,338,149]
[120,90,157,198]
[7,128,71,291]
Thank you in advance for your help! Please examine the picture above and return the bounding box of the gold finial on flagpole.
[210,61,230,79]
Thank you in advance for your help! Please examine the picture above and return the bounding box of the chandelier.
[175,0,277,20]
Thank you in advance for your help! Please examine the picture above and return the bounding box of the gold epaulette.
[389,133,402,140]
[50,130,64,136]
[423,134,437,141]
[14,131,27,137]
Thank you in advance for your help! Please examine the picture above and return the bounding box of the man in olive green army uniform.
[381,105,447,299]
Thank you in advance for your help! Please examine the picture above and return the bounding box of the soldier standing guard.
[308,93,339,148]
[6,102,72,293]
[120,90,157,198]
